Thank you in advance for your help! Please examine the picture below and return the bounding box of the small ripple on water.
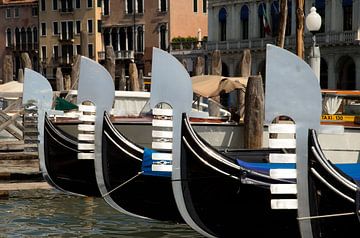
[0,189,202,237]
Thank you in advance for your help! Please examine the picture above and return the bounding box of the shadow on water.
[0,189,202,237]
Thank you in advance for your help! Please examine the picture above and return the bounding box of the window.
[32,6,38,16]
[97,0,102,7]
[137,26,144,52]
[240,5,249,40]
[137,0,144,13]
[27,27,32,50]
[315,0,325,32]
[87,0,93,8]
[203,0,207,13]
[103,0,110,15]
[97,20,102,33]
[15,28,20,50]
[286,0,291,36]
[88,19,93,33]
[88,44,94,58]
[41,22,46,36]
[75,0,81,8]
[76,45,81,55]
[219,7,227,41]
[6,28,12,47]
[194,0,198,12]
[62,45,73,63]
[60,0,73,12]
[14,8,19,18]
[33,27,38,44]
[53,45,59,60]
[343,0,352,31]
[75,20,81,34]
[127,0,133,14]
[159,24,167,50]
[41,46,47,61]
[6,8,11,18]
[41,0,46,11]
[21,28,26,50]
[61,21,74,40]
[53,22,59,35]
[53,0,58,10]
[160,0,167,12]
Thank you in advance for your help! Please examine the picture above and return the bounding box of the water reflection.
[0,189,201,237]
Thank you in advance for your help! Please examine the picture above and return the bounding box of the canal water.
[0,189,202,237]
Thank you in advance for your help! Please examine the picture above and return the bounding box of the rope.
[102,171,143,198]
[297,211,360,221]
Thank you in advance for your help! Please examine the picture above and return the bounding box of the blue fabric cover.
[142,148,171,177]
[237,160,360,182]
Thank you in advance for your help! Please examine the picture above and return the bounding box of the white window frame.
[5,8,11,18]
[53,21,59,35]
[75,20,81,35]
[87,19,93,34]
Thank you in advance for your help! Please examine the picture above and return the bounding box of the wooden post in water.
[209,50,221,117]
[129,62,140,91]
[80,31,89,57]
[277,0,288,48]
[18,69,24,83]
[194,56,205,76]
[56,67,64,91]
[118,63,126,90]
[70,55,81,90]
[239,49,252,121]
[21,52,32,69]
[3,55,13,83]
[296,0,305,59]
[138,69,145,91]
[244,75,264,149]
[105,45,115,82]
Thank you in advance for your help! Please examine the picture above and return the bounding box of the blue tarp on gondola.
[142,148,171,177]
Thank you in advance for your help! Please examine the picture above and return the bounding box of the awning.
[191,75,248,98]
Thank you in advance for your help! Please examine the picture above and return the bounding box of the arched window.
[258,3,270,38]
[137,26,144,52]
[315,0,325,32]
[15,28,20,50]
[27,27,33,50]
[219,7,227,41]
[342,0,352,31]
[271,1,279,37]
[33,27,38,50]
[6,28,12,47]
[160,24,167,50]
[240,5,249,40]
[21,27,26,51]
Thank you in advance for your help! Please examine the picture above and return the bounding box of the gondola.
[101,111,183,222]
[308,129,360,237]
[43,114,100,197]
[178,113,300,237]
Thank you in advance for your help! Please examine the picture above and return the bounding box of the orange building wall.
[169,0,208,41]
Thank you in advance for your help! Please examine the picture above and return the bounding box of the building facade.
[172,0,360,90]
[38,0,103,87]
[0,0,38,82]
[100,0,208,77]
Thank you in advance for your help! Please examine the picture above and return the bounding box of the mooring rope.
[102,171,144,198]
[297,211,360,221]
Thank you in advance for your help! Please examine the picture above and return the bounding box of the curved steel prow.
[76,56,149,219]
[22,69,58,189]
[149,48,214,237]
[265,44,321,238]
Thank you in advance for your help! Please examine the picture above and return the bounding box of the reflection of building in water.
[171,0,360,90]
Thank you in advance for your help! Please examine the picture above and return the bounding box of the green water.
[0,189,202,237]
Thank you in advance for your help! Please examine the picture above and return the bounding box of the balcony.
[59,8,74,14]
[170,31,359,54]
[98,50,134,61]
[58,34,74,43]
